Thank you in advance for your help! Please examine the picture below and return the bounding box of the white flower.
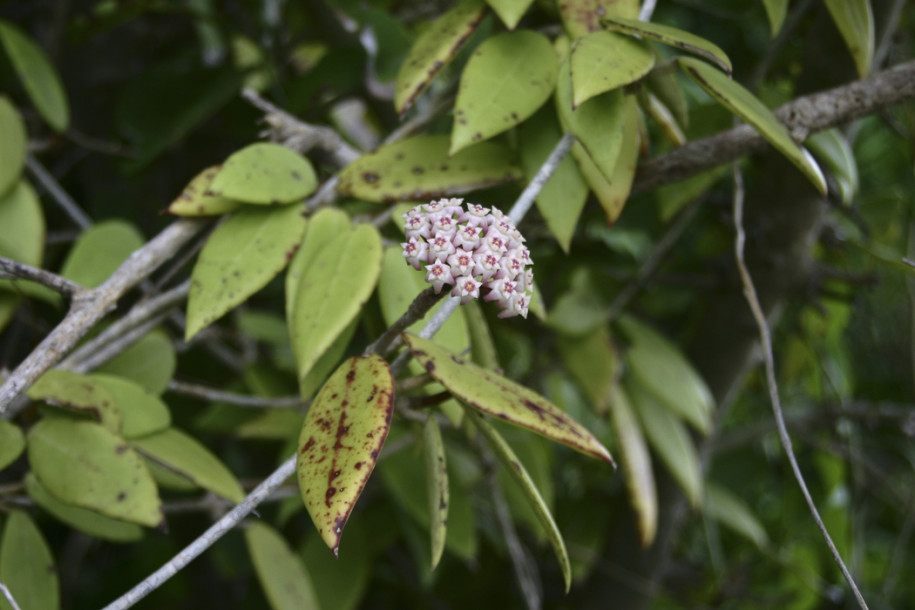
[473,249,501,281]
[453,223,483,250]
[429,232,456,260]
[447,249,475,277]
[425,260,454,293]
[453,276,481,304]
[484,231,508,254]
[402,237,428,270]
[405,214,431,240]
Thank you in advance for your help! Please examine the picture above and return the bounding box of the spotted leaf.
[209,143,317,205]
[602,16,732,75]
[167,165,242,216]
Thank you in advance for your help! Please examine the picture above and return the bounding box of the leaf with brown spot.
[569,31,654,107]
[559,0,640,39]
[27,369,122,432]
[167,165,242,216]
[404,333,614,464]
[296,354,394,556]
[209,143,318,205]
[423,416,448,570]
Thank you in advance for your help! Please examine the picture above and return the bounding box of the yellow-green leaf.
[25,473,143,543]
[609,386,656,546]
[186,203,307,340]
[27,369,122,432]
[289,224,382,387]
[0,20,69,131]
[394,0,487,115]
[465,407,572,592]
[602,16,733,75]
[337,135,522,203]
[806,128,858,205]
[297,354,394,556]
[0,511,59,610]
[60,220,144,288]
[0,420,25,471]
[485,0,534,29]
[704,483,769,549]
[570,31,654,107]
[167,165,242,216]
[89,373,170,438]
[678,56,827,195]
[132,427,245,503]
[245,521,320,610]
[556,325,618,415]
[762,0,788,38]
[596,94,640,223]
[0,180,44,268]
[210,143,318,205]
[404,333,614,464]
[559,0,640,39]
[824,0,874,77]
[423,416,449,570]
[451,30,557,155]
[0,96,26,196]
[97,330,175,395]
[27,418,164,527]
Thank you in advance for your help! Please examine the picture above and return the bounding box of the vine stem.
[730,164,870,610]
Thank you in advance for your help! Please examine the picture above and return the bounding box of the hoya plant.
[0,1,913,609]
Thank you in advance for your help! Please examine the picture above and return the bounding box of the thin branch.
[69,310,172,374]
[0,257,83,297]
[366,286,447,355]
[0,582,22,610]
[731,164,870,610]
[637,0,657,21]
[508,131,576,226]
[166,380,306,409]
[25,154,92,229]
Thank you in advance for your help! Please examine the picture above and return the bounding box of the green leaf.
[559,0,640,39]
[423,416,448,570]
[0,420,25,471]
[25,473,143,543]
[210,143,318,205]
[27,369,122,432]
[97,329,175,395]
[678,57,827,195]
[338,135,522,203]
[393,0,487,115]
[595,94,640,223]
[824,0,874,77]
[761,0,788,38]
[556,325,618,415]
[451,30,557,155]
[301,515,372,610]
[704,483,769,549]
[463,299,499,370]
[27,418,164,527]
[0,179,43,267]
[465,407,572,592]
[132,427,244,503]
[617,315,713,433]
[0,511,59,610]
[609,386,656,545]
[89,374,171,439]
[404,333,614,464]
[570,31,654,107]
[0,97,26,196]
[289,224,381,386]
[519,109,588,252]
[629,382,702,507]
[297,354,394,556]
[602,16,733,75]
[167,165,243,216]
[806,128,859,205]
[245,522,320,610]
[286,207,352,323]
[485,0,534,29]
[60,220,145,288]
[0,20,69,131]
[0,292,19,334]
[186,203,307,340]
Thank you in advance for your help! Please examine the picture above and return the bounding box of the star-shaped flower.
[425,260,454,293]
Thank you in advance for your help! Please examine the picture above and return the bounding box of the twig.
[70,310,172,374]
[0,257,83,297]
[25,154,92,229]
[508,131,576,226]
[638,0,657,21]
[366,287,447,355]
[0,582,22,610]
[166,380,306,409]
[731,164,870,610]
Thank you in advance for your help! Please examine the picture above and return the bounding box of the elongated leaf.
[394,0,486,115]
[89,374,171,439]
[210,143,318,205]
[465,407,572,592]
[423,416,449,570]
[485,0,534,29]
[97,329,175,395]
[302,516,373,610]
[0,20,69,131]
[27,369,122,432]
[556,325,618,415]
[825,0,873,77]
[642,91,685,146]
[0,511,59,610]
[338,135,522,203]
[167,165,242,216]
[405,333,614,464]
[806,128,858,205]
[629,382,702,507]
[0,180,43,269]
[132,427,244,503]
[27,418,164,527]
[609,386,656,545]
[597,94,640,223]
[602,16,733,75]
[519,109,588,252]
[463,299,499,370]
[290,224,382,385]
[559,0,640,39]
[617,315,713,433]
[25,473,143,543]
[451,30,557,154]
[570,31,654,107]
[297,354,394,555]
[60,220,144,288]
[0,420,25,471]
[0,97,26,196]
[186,203,307,340]
[245,522,320,610]
[762,0,788,38]
[678,57,827,195]
[704,483,769,549]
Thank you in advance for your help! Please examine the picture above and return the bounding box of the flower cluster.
[401,198,533,318]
